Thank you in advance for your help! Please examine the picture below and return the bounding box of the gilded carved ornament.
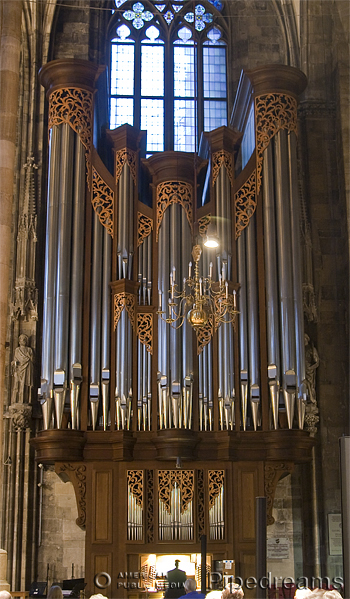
[92,166,114,237]
[137,212,153,247]
[158,470,194,515]
[196,318,214,355]
[197,470,205,541]
[235,93,297,238]
[48,87,93,188]
[114,292,136,330]
[137,313,153,354]
[212,150,234,187]
[127,470,143,508]
[255,93,298,193]
[235,170,257,239]
[208,470,224,509]
[156,181,193,241]
[146,469,154,543]
[198,214,211,238]
[48,87,93,150]
[115,148,137,185]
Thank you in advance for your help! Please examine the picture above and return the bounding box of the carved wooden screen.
[127,470,143,541]
[208,470,224,540]
[158,470,194,541]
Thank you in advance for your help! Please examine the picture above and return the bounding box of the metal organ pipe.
[42,125,61,393]
[246,214,260,430]
[237,231,248,430]
[262,142,281,430]
[274,130,296,378]
[69,136,85,370]
[90,210,103,429]
[288,132,306,428]
[274,130,297,428]
[54,123,74,378]
[69,136,85,429]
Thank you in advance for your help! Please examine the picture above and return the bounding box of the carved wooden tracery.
[197,469,205,541]
[115,148,137,185]
[114,292,136,329]
[255,93,298,193]
[158,470,194,514]
[55,463,87,530]
[235,93,297,237]
[92,166,114,237]
[208,469,224,509]
[196,319,214,355]
[156,181,193,241]
[264,462,294,525]
[137,313,153,354]
[146,469,154,543]
[198,214,211,238]
[48,87,94,189]
[137,213,153,247]
[127,470,143,508]
[212,150,234,187]
[235,170,257,239]
[48,87,93,150]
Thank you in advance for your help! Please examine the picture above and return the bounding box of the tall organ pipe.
[90,211,103,385]
[246,215,259,387]
[128,165,134,279]
[69,136,85,371]
[54,123,74,377]
[101,228,112,371]
[170,203,181,388]
[237,231,248,429]
[274,130,296,381]
[288,132,305,396]
[262,143,281,376]
[42,125,61,390]
[181,207,192,382]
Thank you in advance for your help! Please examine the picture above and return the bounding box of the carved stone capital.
[9,403,32,432]
[305,403,319,437]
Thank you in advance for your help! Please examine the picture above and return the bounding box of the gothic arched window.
[109,0,227,153]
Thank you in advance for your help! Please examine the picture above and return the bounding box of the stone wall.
[37,467,85,586]
[267,472,303,583]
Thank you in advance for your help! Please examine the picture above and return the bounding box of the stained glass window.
[110,0,227,153]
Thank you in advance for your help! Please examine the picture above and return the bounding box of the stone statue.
[305,333,319,404]
[11,334,34,403]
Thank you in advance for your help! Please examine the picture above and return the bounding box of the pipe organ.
[33,60,314,598]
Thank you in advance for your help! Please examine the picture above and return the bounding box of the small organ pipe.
[274,130,296,382]
[54,123,74,376]
[237,231,248,372]
[42,125,61,389]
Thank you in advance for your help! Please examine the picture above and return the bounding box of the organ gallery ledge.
[30,427,314,465]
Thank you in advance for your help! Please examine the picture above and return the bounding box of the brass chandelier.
[157,244,239,330]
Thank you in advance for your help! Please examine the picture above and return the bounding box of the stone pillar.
[0,549,10,591]
[0,1,23,437]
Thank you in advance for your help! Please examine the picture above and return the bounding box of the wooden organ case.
[32,59,314,598]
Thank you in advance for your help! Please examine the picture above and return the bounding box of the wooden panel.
[92,553,112,593]
[239,551,256,599]
[238,470,257,542]
[93,470,112,543]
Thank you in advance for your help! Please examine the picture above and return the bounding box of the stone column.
[0,0,23,443]
[0,549,10,591]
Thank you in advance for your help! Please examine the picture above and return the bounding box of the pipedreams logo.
[93,572,344,592]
